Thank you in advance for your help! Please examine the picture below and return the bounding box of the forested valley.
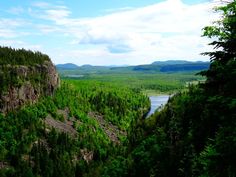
[0,0,236,177]
[0,78,149,176]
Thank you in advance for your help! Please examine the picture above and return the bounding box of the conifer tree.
[201,0,236,96]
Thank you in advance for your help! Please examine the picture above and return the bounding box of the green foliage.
[0,80,149,177]
[201,0,236,97]
[100,1,236,176]
[105,84,235,176]
[61,72,203,94]
[0,47,51,95]
[102,156,130,177]
[57,61,205,95]
[2,1,235,176]
[66,80,150,130]
[0,46,50,66]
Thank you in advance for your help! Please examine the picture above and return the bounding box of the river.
[146,95,170,118]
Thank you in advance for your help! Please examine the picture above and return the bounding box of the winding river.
[146,95,170,118]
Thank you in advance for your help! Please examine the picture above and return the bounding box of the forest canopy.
[0,46,50,66]
[99,1,236,176]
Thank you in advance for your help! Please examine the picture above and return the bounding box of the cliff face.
[0,60,60,113]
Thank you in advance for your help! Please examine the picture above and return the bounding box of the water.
[66,74,84,78]
[146,95,169,118]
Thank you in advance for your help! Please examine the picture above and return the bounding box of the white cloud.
[1,0,220,65]
[0,29,17,38]
[45,9,71,20]
[103,7,135,13]
[0,39,42,51]
[0,40,24,46]
[0,18,26,27]
[31,2,51,9]
[0,18,31,39]
[36,24,62,34]
[41,0,217,65]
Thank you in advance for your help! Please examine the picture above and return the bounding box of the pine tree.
[201,0,236,97]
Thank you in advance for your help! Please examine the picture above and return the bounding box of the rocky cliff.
[0,48,60,113]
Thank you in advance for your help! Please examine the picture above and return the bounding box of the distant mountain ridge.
[152,60,191,65]
[133,60,210,72]
[56,63,79,69]
[159,62,210,72]
[56,60,210,73]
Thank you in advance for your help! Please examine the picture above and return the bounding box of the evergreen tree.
[201,0,236,96]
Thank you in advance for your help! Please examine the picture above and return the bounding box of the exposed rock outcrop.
[88,112,127,144]
[0,60,60,113]
[44,109,78,137]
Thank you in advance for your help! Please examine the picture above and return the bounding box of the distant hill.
[132,64,160,72]
[160,63,210,72]
[152,60,191,65]
[56,63,111,71]
[56,63,79,69]
[56,60,210,74]
[134,60,210,72]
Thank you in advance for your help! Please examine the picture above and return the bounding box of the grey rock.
[0,60,60,113]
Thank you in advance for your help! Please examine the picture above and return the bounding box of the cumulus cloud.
[1,0,220,65]
[43,0,217,64]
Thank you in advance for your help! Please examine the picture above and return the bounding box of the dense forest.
[0,47,54,95]
[0,0,235,177]
[57,62,205,95]
[0,45,150,176]
[159,63,209,72]
[132,62,209,72]
[0,80,149,177]
[0,47,50,66]
[97,1,236,176]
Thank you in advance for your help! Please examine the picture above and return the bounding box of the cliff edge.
[0,47,60,113]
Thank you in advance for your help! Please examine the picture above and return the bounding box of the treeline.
[0,46,50,66]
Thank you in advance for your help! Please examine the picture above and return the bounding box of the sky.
[0,0,221,66]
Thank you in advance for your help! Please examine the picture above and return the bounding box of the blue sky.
[0,0,219,65]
